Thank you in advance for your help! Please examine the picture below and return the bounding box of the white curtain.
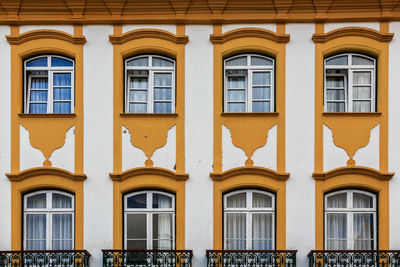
[156,194,173,249]
[52,214,73,250]
[353,214,374,250]
[29,77,48,114]
[353,193,373,208]
[26,214,46,250]
[227,193,246,208]
[53,73,71,113]
[52,193,71,208]
[27,193,46,209]
[154,73,172,113]
[327,193,347,208]
[253,193,271,208]
[252,214,273,249]
[326,213,347,249]
[353,71,371,112]
[226,213,246,249]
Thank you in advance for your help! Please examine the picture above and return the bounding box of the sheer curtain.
[326,213,347,249]
[52,214,73,249]
[26,214,46,250]
[29,77,48,114]
[252,214,273,249]
[156,194,173,249]
[353,71,371,112]
[226,213,246,249]
[153,73,172,113]
[53,73,71,113]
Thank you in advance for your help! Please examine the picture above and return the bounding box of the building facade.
[0,1,400,266]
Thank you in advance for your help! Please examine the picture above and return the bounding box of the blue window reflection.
[26,57,47,67]
[51,57,73,67]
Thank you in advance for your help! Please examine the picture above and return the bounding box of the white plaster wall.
[0,25,11,250]
[185,25,214,267]
[323,125,347,171]
[285,24,315,266]
[324,22,380,32]
[20,125,44,170]
[152,126,176,169]
[353,125,379,169]
[20,25,74,35]
[222,24,276,33]
[83,25,114,267]
[252,124,277,169]
[122,24,176,34]
[49,127,75,171]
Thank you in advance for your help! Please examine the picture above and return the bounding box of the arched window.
[223,189,275,250]
[125,55,175,113]
[24,55,74,114]
[124,190,175,249]
[224,54,274,113]
[324,53,376,112]
[325,189,377,250]
[23,190,74,250]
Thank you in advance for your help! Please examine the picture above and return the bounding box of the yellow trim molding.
[110,167,189,181]
[312,27,394,43]
[210,28,290,44]
[109,29,188,45]
[210,166,290,181]
[6,167,87,182]
[6,29,86,45]
[313,166,394,181]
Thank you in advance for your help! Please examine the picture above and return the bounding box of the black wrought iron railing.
[308,250,400,267]
[206,250,297,267]
[102,250,193,267]
[0,250,91,267]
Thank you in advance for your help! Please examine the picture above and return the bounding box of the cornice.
[6,167,87,182]
[313,166,394,181]
[210,166,290,181]
[109,167,189,181]
[6,30,86,45]
[109,29,189,45]
[312,27,394,43]
[210,28,290,44]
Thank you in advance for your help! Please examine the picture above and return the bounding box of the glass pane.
[52,240,73,250]
[153,193,172,208]
[29,103,47,113]
[327,240,347,250]
[30,91,48,102]
[253,240,273,250]
[353,86,371,100]
[153,214,173,249]
[352,55,374,65]
[51,57,73,67]
[53,102,71,113]
[227,76,246,89]
[127,240,147,250]
[226,56,247,66]
[52,193,72,208]
[227,90,245,101]
[354,240,374,250]
[252,214,272,239]
[253,87,270,100]
[226,240,246,250]
[327,193,347,208]
[327,213,347,239]
[353,214,374,249]
[130,77,148,89]
[353,72,371,85]
[52,214,72,240]
[31,77,48,89]
[253,193,272,208]
[154,88,172,100]
[253,72,270,86]
[152,57,174,67]
[154,102,172,113]
[127,193,147,208]
[253,101,270,112]
[26,240,46,250]
[130,91,147,102]
[53,73,71,86]
[153,239,172,250]
[27,193,47,208]
[26,57,48,67]
[126,214,146,238]
[353,193,374,208]
[327,102,345,112]
[326,76,345,88]
[227,103,245,112]
[226,193,246,208]
[226,213,246,238]
[128,70,148,76]
[26,214,46,239]
[326,90,345,101]
[54,88,71,101]
[127,57,148,67]
[251,56,273,66]
[326,56,348,65]
[129,103,147,113]
[353,101,371,112]
[154,73,172,87]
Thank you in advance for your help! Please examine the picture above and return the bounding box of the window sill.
[322,112,382,117]
[18,113,76,118]
[221,112,279,117]
[120,113,178,118]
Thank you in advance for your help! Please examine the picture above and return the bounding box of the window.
[224,54,274,113]
[124,190,175,249]
[324,53,376,112]
[325,189,377,250]
[23,190,74,250]
[223,189,275,250]
[24,55,74,114]
[125,55,175,113]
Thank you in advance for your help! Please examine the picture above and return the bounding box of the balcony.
[206,250,297,267]
[102,250,193,267]
[0,250,91,267]
[308,250,400,267]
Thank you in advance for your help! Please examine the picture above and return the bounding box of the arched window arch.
[324,53,376,112]
[124,190,175,249]
[223,189,275,250]
[125,55,175,113]
[325,189,377,250]
[23,190,74,250]
[224,54,275,113]
[24,55,75,114]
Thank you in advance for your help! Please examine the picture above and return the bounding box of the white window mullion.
[246,212,252,249]
[48,71,54,113]
[270,69,274,112]
[149,71,154,113]
[147,213,152,249]
[248,70,253,112]
[348,69,353,112]
[47,212,51,250]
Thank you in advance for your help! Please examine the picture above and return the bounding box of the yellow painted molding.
[6,29,86,45]
[210,166,290,181]
[120,113,178,118]
[110,167,189,181]
[322,112,382,116]
[313,166,394,181]
[312,27,394,43]
[221,112,279,117]
[109,29,189,45]
[210,28,290,44]
[18,113,77,118]
[6,167,87,182]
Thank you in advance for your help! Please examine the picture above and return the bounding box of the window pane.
[252,214,273,239]
[52,214,72,247]
[353,72,371,85]
[154,88,172,101]
[26,57,48,67]
[54,88,71,101]
[127,57,148,67]
[52,193,72,208]
[51,57,73,67]
[226,213,246,249]
[226,193,246,208]
[153,214,173,249]
[352,55,374,65]
[253,240,273,250]
[252,101,270,112]
[326,76,345,88]
[227,90,245,101]
[327,193,347,208]
[153,193,172,208]
[353,86,371,99]
[31,77,48,89]
[127,240,147,250]
[129,103,147,113]
[327,240,347,250]
[353,193,373,208]
[30,91,48,102]
[29,103,47,113]
[226,56,247,66]
[251,56,273,66]
[252,193,272,208]
[353,101,371,112]
[154,73,172,87]
[227,103,245,112]
[27,240,46,250]
[127,193,147,208]
[326,56,348,65]
[27,193,47,209]
[252,72,270,86]
[53,73,71,86]
[130,77,148,89]
[226,240,246,250]
[353,214,374,249]
[26,214,46,250]
[154,102,172,113]
[327,213,347,238]
[152,57,174,67]
[253,87,270,100]
[126,214,147,239]
[326,90,345,101]
[52,240,73,250]
[227,76,246,89]
[130,91,147,102]
[53,102,71,113]
[327,102,345,112]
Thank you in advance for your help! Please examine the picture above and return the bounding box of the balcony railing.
[0,250,91,267]
[308,250,400,267]
[206,250,297,267]
[102,250,193,267]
